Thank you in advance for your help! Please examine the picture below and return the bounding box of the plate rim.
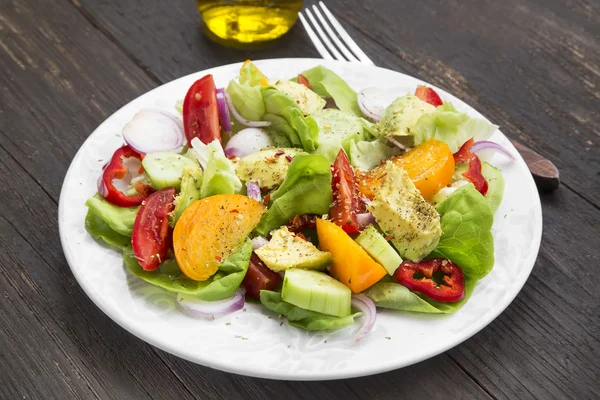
[58,57,543,380]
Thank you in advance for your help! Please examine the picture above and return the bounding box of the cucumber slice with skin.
[142,151,198,190]
[451,162,505,213]
[355,225,403,275]
[282,269,351,318]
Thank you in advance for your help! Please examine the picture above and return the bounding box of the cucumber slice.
[451,162,505,213]
[355,225,402,275]
[142,151,198,190]
[282,269,351,317]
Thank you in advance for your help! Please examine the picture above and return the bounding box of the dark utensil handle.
[509,139,560,191]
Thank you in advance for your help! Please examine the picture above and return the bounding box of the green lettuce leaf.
[300,66,363,117]
[170,166,203,226]
[412,102,498,153]
[430,184,494,280]
[239,61,266,86]
[259,290,362,331]
[190,138,242,198]
[363,276,477,314]
[348,139,401,171]
[226,80,265,121]
[85,209,131,251]
[261,86,319,151]
[123,238,252,301]
[254,154,332,236]
[85,193,139,237]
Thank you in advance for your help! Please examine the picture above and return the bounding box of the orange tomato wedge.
[357,138,455,199]
[317,218,387,293]
[241,60,268,86]
[173,194,265,281]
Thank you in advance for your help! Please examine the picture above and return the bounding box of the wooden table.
[2,0,599,398]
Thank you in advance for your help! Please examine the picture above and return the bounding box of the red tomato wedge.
[329,149,363,234]
[415,85,443,107]
[242,253,282,298]
[182,74,221,145]
[132,187,176,271]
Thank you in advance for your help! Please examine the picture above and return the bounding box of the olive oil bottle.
[197,0,303,44]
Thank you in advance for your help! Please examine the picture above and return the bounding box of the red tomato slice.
[415,85,443,107]
[183,74,221,145]
[242,253,282,298]
[329,149,363,234]
[132,187,176,271]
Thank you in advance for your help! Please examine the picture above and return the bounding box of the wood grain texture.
[1,0,600,398]
[510,140,560,191]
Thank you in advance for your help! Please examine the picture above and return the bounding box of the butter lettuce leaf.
[412,102,498,153]
[300,66,363,117]
[190,138,242,198]
[85,208,131,251]
[123,238,252,301]
[226,80,265,121]
[348,139,401,171]
[260,290,362,331]
[430,184,494,280]
[254,154,332,236]
[85,193,138,237]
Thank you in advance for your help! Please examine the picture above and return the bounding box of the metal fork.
[298,1,374,65]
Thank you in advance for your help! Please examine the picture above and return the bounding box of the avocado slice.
[255,227,332,272]
[368,162,442,261]
[379,94,436,139]
[267,79,326,116]
[234,148,303,189]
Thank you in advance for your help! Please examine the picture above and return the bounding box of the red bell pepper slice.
[394,258,465,303]
[453,138,488,195]
[297,74,313,90]
[242,253,282,298]
[183,74,221,145]
[415,85,443,107]
[329,149,364,234]
[101,145,154,207]
[132,187,176,271]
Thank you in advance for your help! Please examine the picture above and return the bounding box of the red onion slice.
[251,236,269,250]
[356,212,375,228]
[177,289,245,318]
[122,109,185,154]
[351,294,377,343]
[225,92,271,128]
[357,89,384,121]
[471,140,515,162]
[224,128,273,158]
[246,181,262,202]
[216,88,232,134]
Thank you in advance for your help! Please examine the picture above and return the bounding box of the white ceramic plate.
[59,58,542,380]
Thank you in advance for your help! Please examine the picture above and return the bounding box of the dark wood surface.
[1,0,599,398]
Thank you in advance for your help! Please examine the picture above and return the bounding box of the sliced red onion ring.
[177,289,244,318]
[356,213,375,228]
[122,109,184,154]
[361,196,372,206]
[246,181,262,202]
[96,161,109,197]
[386,135,409,150]
[251,236,269,250]
[224,91,271,128]
[357,89,384,121]
[351,293,376,343]
[216,88,232,134]
[224,127,273,158]
[471,140,515,162]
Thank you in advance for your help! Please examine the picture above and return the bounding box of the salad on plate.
[85,61,514,341]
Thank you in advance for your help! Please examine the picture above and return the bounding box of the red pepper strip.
[394,258,465,303]
[453,138,475,163]
[415,85,443,107]
[285,214,318,233]
[453,138,488,195]
[463,155,488,195]
[297,74,313,90]
[101,145,154,207]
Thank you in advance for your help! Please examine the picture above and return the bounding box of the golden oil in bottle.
[197,0,303,44]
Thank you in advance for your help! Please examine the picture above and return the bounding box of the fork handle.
[509,139,560,191]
